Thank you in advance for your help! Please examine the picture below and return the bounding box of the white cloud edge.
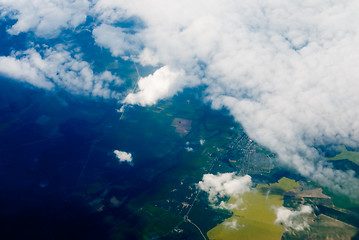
[198,172,252,206]
[274,205,313,231]
[113,150,133,165]
[0,45,122,99]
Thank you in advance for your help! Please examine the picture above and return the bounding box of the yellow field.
[207,178,299,240]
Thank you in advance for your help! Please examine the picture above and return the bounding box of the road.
[184,216,207,240]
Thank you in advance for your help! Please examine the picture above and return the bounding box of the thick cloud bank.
[275,205,313,231]
[0,45,121,98]
[92,0,359,198]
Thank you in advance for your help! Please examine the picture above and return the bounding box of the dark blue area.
[0,20,29,56]
[0,77,183,239]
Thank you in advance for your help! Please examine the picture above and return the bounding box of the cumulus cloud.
[113,150,133,165]
[91,0,359,198]
[124,65,198,106]
[0,0,90,38]
[0,45,122,98]
[275,205,313,231]
[0,52,54,89]
[198,173,252,206]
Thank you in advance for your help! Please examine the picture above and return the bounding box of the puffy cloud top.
[0,0,90,38]
[124,65,196,106]
[198,173,252,203]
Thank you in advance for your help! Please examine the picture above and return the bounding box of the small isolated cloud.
[198,172,252,205]
[185,147,193,152]
[275,205,313,231]
[0,45,122,98]
[113,150,133,165]
[200,139,205,145]
[0,0,90,38]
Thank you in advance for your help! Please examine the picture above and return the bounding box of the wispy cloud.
[275,205,313,231]
[92,24,141,58]
[223,218,243,230]
[0,45,122,98]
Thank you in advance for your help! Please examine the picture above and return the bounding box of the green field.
[327,146,359,166]
[207,178,299,240]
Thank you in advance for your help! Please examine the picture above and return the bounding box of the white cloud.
[275,205,313,231]
[113,150,133,165]
[0,0,90,38]
[0,53,54,89]
[124,65,198,106]
[92,24,141,57]
[91,0,359,199]
[0,45,122,98]
[198,173,252,204]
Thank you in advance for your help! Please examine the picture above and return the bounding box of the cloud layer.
[91,0,359,198]
[1,0,359,198]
